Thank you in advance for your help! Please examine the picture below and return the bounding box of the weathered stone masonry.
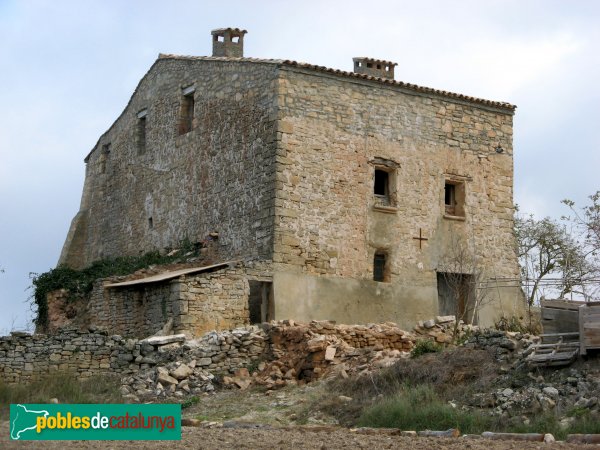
[60,58,278,268]
[87,262,272,338]
[58,28,525,333]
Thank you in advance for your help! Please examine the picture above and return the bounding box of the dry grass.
[0,371,121,420]
[312,348,500,426]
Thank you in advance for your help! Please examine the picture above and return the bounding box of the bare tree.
[563,191,600,279]
[437,235,490,338]
[515,212,596,306]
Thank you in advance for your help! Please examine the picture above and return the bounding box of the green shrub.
[31,238,203,329]
[181,396,200,409]
[410,339,442,358]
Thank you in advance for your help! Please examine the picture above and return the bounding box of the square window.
[444,180,465,217]
[371,159,399,211]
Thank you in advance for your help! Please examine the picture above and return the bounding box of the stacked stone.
[463,329,539,362]
[267,320,415,352]
[242,320,415,390]
[0,325,269,385]
[0,328,129,383]
[412,315,478,344]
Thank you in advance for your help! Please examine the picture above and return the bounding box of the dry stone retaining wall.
[0,326,269,384]
[1,319,530,393]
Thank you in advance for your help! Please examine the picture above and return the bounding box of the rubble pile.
[118,327,269,401]
[412,315,478,344]
[465,367,600,426]
[463,329,539,363]
[223,320,416,391]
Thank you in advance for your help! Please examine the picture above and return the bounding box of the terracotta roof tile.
[157,54,516,111]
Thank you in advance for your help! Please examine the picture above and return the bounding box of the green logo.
[10,404,181,440]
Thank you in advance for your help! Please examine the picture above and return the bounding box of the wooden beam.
[481,432,544,441]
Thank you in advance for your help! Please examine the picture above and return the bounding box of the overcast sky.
[0,0,598,333]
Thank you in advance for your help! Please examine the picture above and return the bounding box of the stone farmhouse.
[58,28,524,337]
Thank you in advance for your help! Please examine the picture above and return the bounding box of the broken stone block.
[140,334,186,346]
[181,418,202,427]
[542,386,559,398]
[171,363,193,380]
[235,367,250,378]
[435,315,455,324]
[324,346,336,361]
[423,319,436,329]
[197,357,212,367]
[234,378,251,390]
[157,372,178,386]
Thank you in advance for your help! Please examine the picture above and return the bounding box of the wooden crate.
[579,302,600,355]
[540,299,582,338]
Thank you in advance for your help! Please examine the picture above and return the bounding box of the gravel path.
[1,421,592,449]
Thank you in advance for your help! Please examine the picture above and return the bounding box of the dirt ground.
[1,420,594,450]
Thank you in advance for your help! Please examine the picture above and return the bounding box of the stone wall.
[271,66,523,327]
[178,267,250,336]
[274,67,516,277]
[60,58,279,269]
[87,280,176,338]
[82,262,271,338]
[0,326,269,384]
[0,320,417,386]
[0,329,134,383]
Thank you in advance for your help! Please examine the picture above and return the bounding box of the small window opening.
[137,116,146,154]
[444,180,465,217]
[217,35,224,42]
[178,93,194,135]
[148,217,153,229]
[99,143,110,174]
[231,35,239,43]
[367,62,373,68]
[373,252,388,282]
[444,183,455,212]
[376,64,381,69]
[374,169,389,197]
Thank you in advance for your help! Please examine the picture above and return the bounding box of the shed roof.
[104,261,237,288]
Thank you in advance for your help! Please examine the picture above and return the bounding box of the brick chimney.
[211,28,247,57]
[352,57,397,80]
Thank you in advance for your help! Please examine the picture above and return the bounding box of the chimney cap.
[352,57,397,67]
[211,27,247,35]
[352,57,397,80]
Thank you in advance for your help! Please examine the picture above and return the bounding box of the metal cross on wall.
[412,228,428,249]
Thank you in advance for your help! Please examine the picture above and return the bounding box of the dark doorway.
[248,281,273,324]
[436,272,476,324]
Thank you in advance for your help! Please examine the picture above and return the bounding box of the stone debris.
[246,320,415,390]
[463,329,539,363]
[413,315,477,344]
[4,315,598,428]
[140,334,186,346]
